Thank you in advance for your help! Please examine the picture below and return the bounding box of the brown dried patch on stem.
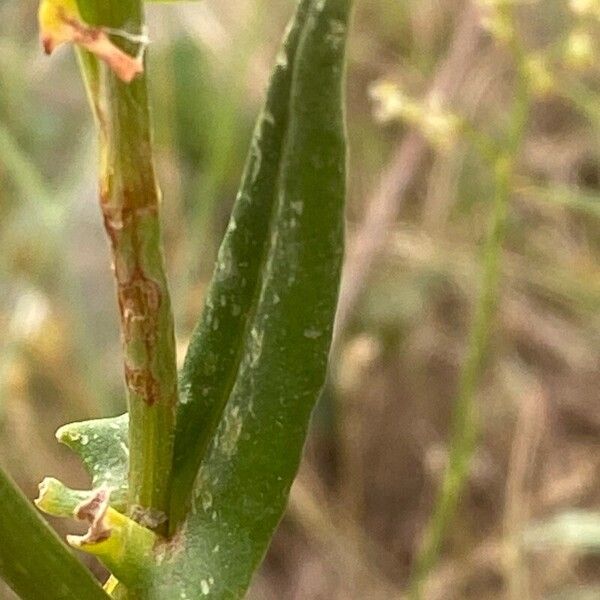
[100,197,166,407]
[117,271,161,338]
[125,364,161,406]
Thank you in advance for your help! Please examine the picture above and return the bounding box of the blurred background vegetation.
[1,0,599,598]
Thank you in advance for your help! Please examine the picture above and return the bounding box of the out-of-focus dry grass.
[0,1,599,598]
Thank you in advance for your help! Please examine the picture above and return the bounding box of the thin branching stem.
[408,5,532,596]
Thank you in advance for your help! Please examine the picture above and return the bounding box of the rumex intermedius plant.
[0,0,353,598]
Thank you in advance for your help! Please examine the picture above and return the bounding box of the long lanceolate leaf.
[157,0,353,596]
[0,467,110,600]
[169,0,314,528]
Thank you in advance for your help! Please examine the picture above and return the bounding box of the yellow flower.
[569,0,600,17]
[524,54,554,96]
[564,29,595,69]
[369,82,460,149]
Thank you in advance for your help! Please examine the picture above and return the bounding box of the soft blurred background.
[1,0,599,598]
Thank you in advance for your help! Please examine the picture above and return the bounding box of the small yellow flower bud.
[564,29,595,69]
[524,54,554,96]
[481,11,515,43]
[569,0,600,17]
[369,82,460,149]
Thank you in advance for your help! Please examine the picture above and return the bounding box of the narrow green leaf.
[169,0,315,527]
[56,414,129,511]
[0,467,110,600]
[157,0,353,596]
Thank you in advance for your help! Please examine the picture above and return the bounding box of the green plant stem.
[408,8,531,596]
[76,0,178,530]
[0,467,110,600]
[0,120,54,210]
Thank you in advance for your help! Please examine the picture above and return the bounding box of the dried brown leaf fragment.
[72,487,112,544]
[38,0,144,82]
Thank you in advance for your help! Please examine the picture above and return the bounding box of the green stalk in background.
[0,467,110,600]
[76,0,178,529]
[408,6,532,597]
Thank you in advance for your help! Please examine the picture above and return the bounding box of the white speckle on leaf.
[79,434,89,446]
[217,405,242,457]
[276,50,288,68]
[247,398,256,419]
[200,579,210,595]
[263,110,275,126]
[250,137,262,183]
[326,19,347,49]
[329,18,346,36]
[201,491,213,511]
[291,200,304,215]
[304,328,322,339]
[249,326,264,367]
[217,244,234,278]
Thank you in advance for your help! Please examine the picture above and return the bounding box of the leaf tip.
[34,476,53,509]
